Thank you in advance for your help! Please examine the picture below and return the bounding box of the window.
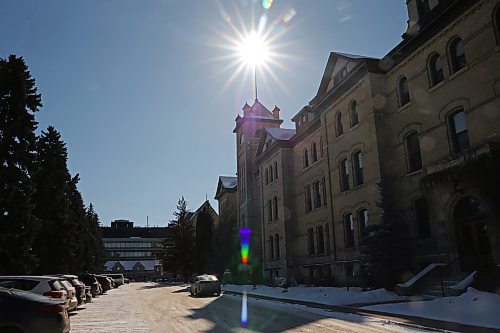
[349,101,358,127]
[358,209,368,238]
[273,196,279,220]
[269,235,274,259]
[336,112,344,136]
[450,109,470,153]
[270,166,274,182]
[449,38,466,73]
[344,214,354,248]
[317,226,325,254]
[313,181,321,209]
[304,149,309,168]
[495,6,500,44]
[239,133,244,145]
[398,76,410,106]
[414,198,431,239]
[307,228,315,255]
[312,142,318,162]
[406,132,422,173]
[319,137,324,158]
[265,168,269,185]
[274,161,278,179]
[305,185,312,212]
[275,234,280,258]
[352,151,364,187]
[325,224,331,253]
[428,54,444,87]
[340,159,350,192]
[321,177,327,206]
[267,199,273,221]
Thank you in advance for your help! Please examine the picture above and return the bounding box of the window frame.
[316,226,325,254]
[357,209,368,239]
[349,101,359,127]
[313,180,321,209]
[405,131,423,173]
[303,149,309,168]
[336,112,344,137]
[428,53,444,87]
[448,37,466,74]
[312,142,318,162]
[339,158,350,192]
[273,195,279,220]
[352,151,364,187]
[449,108,470,154]
[305,185,312,212]
[344,213,355,249]
[398,76,410,106]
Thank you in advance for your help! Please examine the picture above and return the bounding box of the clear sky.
[0,0,407,226]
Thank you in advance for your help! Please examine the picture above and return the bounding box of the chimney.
[272,105,280,120]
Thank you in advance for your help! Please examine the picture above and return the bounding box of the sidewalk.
[221,285,500,333]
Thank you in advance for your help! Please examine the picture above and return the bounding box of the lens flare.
[241,290,248,327]
[237,31,270,67]
[262,0,273,10]
[240,228,251,264]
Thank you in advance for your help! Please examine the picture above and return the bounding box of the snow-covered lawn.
[222,284,405,306]
[364,288,500,329]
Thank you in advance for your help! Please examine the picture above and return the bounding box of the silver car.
[190,275,221,297]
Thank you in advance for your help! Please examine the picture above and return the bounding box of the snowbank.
[364,288,500,329]
[222,284,405,306]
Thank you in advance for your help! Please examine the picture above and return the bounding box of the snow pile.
[222,284,404,306]
[397,263,445,288]
[364,288,500,329]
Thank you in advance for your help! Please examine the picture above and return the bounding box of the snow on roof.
[265,128,296,141]
[220,176,237,189]
[105,260,159,271]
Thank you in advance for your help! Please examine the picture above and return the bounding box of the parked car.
[78,274,101,297]
[0,276,68,303]
[0,287,70,333]
[51,278,78,311]
[94,275,112,293]
[104,273,125,287]
[124,277,130,284]
[52,275,84,308]
[190,275,221,297]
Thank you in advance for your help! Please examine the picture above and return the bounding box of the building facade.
[232,0,500,285]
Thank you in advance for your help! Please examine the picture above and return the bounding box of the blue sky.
[0,0,407,226]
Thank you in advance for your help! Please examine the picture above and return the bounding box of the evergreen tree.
[195,209,213,274]
[32,126,75,274]
[212,216,238,278]
[82,203,105,273]
[0,55,42,274]
[68,174,86,272]
[162,197,195,282]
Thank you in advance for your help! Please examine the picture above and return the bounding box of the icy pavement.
[70,283,150,333]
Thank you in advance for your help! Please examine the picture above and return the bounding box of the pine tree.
[0,55,42,274]
[68,174,86,272]
[195,209,213,274]
[162,197,195,282]
[32,126,76,274]
[82,203,105,273]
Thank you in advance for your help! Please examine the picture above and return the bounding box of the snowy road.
[72,282,444,332]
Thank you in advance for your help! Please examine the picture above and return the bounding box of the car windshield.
[198,275,218,282]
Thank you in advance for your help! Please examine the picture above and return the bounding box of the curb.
[222,290,498,333]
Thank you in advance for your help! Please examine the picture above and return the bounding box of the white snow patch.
[397,263,446,288]
[450,271,476,290]
[364,288,500,329]
[222,284,404,306]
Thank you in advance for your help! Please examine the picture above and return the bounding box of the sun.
[237,31,271,67]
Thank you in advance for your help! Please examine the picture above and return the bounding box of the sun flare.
[237,31,271,67]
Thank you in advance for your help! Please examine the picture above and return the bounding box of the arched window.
[344,213,354,248]
[265,168,269,185]
[405,132,422,173]
[495,5,500,44]
[358,209,368,238]
[349,101,359,127]
[304,185,312,212]
[312,180,321,209]
[307,228,315,255]
[274,234,280,258]
[312,142,318,162]
[270,165,274,182]
[336,112,344,136]
[317,226,325,254]
[398,76,410,106]
[428,53,444,87]
[340,158,350,192]
[304,149,309,168]
[274,161,278,179]
[449,38,466,73]
[273,196,279,220]
[269,235,274,259]
[352,151,364,187]
[267,199,273,222]
[449,108,469,153]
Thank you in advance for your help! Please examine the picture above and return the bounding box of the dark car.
[0,287,70,333]
[190,275,221,297]
[94,275,112,293]
[55,275,87,306]
[78,274,101,297]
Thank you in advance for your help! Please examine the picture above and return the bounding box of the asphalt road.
[132,283,438,333]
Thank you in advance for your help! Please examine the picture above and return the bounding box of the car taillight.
[37,304,67,313]
[43,290,65,299]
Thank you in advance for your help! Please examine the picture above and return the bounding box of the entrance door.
[454,197,493,271]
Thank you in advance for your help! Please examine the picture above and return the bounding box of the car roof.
[0,287,65,304]
[0,276,60,281]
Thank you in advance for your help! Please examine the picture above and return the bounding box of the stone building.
[231,0,500,285]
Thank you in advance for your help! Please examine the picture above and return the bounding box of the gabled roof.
[105,260,159,271]
[315,52,383,100]
[265,128,296,141]
[215,176,237,200]
[245,100,275,119]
